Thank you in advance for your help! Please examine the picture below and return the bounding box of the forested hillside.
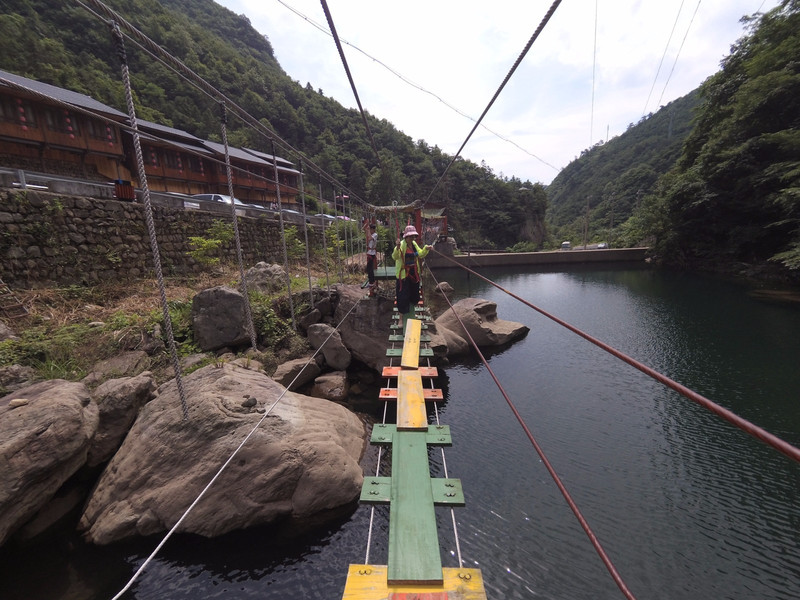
[630,0,800,275]
[0,0,547,250]
[546,91,699,245]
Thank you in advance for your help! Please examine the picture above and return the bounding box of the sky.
[214,0,780,185]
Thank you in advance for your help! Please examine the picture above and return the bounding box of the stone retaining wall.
[0,189,322,288]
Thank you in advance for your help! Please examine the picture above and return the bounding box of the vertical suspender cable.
[271,140,296,330]
[220,101,257,351]
[319,182,331,293]
[110,20,188,419]
[335,188,344,282]
[298,162,314,307]
[345,195,352,263]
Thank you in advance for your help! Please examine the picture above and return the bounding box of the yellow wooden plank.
[396,370,426,431]
[342,565,487,600]
[400,318,421,369]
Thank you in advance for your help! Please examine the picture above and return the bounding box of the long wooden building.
[0,69,299,208]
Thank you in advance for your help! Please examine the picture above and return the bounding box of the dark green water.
[2,265,798,599]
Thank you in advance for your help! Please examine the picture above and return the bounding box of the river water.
[2,265,799,600]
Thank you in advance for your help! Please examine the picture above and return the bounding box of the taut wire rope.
[111,299,362,599]
[424,0,564,206]
[424,265,638,600]
[318,0,383,168]
[220,101,258,351]
[110,20,188,420]
[429,250,800,465]
[275,0,558,172]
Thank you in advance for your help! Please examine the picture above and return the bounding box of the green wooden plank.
[361,476,391,504]
[392,306,428,313]
[370,424,452,446]
[361,477,462,506]
[391,322,428,329]
[388,430,443,584]
[431,478,465,506]
[389,334,431,342]
[386,347,435,357]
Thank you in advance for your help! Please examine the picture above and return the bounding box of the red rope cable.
[425,266,639,600]
[430,249,800,464]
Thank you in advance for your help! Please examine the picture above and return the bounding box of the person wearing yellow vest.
[392,225,431,328]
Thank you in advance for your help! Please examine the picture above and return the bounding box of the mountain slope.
[545,91,700,239]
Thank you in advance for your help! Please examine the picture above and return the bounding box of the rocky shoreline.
[0,266,529,551]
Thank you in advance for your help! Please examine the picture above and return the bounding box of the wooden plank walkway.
[343,309,487,599]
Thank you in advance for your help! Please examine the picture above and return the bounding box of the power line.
[656,0,702,108]
[643,0,686,116]
[275,0,559,172]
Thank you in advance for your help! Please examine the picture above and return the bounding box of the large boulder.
[82,350,151,387]
[333,284,395,371]
[78,363,365,545]
[244,262,286,294]
[0,365,37,393]
[309,371,349,402]
[272,357,321,390]
[0,380,99,547]
[306,323,352,370]
[191,286,251,352]
[435,298,529,349]
[87,372,157,467]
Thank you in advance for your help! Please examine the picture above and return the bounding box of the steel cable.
[424,0,564,206]
[111,299,362,599]
[220,102,258,351]
[425,264,638,600]
[111,20,189,420]
[429,250,800,464]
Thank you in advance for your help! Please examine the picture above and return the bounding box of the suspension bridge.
[2,1,797,599]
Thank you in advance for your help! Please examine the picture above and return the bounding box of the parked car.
[190,193,262,211]
[597,242,608,249]
[309,213,336,227]
[561,241,572,250]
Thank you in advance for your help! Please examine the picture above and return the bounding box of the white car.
[191,194,263,211]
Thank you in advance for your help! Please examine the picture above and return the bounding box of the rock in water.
[79,363,365,544]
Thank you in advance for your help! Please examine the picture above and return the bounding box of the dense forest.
[0,0,547,250]
[1,0,798,276]
[631,0,800,274]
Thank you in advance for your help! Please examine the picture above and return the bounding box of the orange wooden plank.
[383,366,438,378]
[380,388,444,401]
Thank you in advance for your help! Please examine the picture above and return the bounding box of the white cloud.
[217,0,780,185]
